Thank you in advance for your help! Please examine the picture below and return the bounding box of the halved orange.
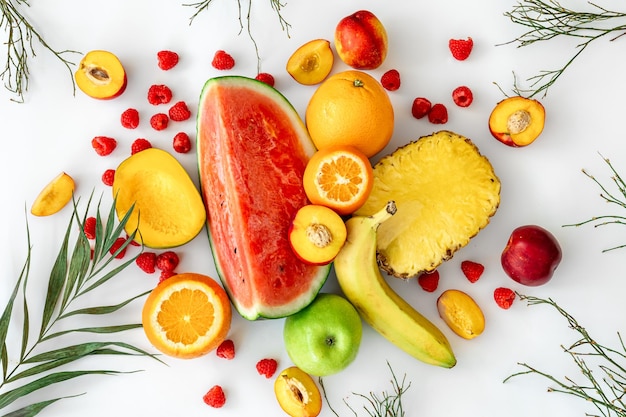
[141,273,232,359]
[302,145,373,216]
[31,172,75,217]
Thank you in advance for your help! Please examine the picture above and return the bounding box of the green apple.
[283,293,362,377]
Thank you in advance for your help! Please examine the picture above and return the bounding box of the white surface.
[1,1,625,416]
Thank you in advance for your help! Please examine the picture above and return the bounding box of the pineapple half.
[355,130,501,278]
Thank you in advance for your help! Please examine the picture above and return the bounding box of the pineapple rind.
[355,130,501,278]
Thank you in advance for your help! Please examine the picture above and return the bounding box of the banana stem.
[369,200,397,227]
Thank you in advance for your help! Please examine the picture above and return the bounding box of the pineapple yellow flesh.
[355,130,501,278]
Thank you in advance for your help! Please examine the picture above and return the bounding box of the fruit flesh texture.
[74,50,127,99]
[355,131,501,278]
[141,273,232,359]
[437,289,485,339]
[334,10,388,70]
[113,148,206,248]
[303,146,374,215]
[31,172,75,217]
[286,39,334,85]
[289,205,347,265]
[274,367,322,417]
[197,76,330,320]
[488,96,545,147]
[334,202,457,368]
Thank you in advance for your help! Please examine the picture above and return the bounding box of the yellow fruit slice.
[141,273,232,359]
[31,172,75,217]
[286,39,334,85]
[302,145,373,216]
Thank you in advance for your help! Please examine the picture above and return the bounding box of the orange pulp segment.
[303,145,373,216]
[141,273,232,359]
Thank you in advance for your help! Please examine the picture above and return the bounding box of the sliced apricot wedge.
[488,96,545,147]
[437,289,485,340]
[31,172,75,217]
[286,39,334,85]
[75,50,127,99]
[289,204,347,265]
[274,366,322,417]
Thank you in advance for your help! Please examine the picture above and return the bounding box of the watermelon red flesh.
[197,76,330,320]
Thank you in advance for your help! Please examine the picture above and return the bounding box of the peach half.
[274,366,322,417]
[75,50,127,99]
[288,204,347,265]
[286,39,334,85]
[488,96,545,147]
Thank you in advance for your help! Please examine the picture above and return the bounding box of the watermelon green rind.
[196,76,331,320]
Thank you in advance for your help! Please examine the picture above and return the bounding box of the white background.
[1,1,626,416]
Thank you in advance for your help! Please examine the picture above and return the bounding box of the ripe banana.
[334,200,457,368]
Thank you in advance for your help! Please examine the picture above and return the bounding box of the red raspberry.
[131,138,152,155]
[168,101,191,122]
[147,84,173,105]
[156,251,179,272]
[158,270,177,283]
[121,108,140,129]
[449,37,473,61]
[203,385,226,408]
[411,97,431,119]
[216,339,235,360]
[255,72,275,87]
[452,86,474,107]
[428,103,448,124]
[102,169,115,186]
[461,260,485,283]
[212,50,235,70]
[126,234,140,246]
[380,69,401,91]
[157,50,179,70]
[256,358,278,378]
[173,132,192,153]
[91,136,117,156]
[417,270,439,292]
[83,216,97,240]
[494,287,516,309]
[136,252,157,274]
[150,113,169,131]
[109,237,127,259]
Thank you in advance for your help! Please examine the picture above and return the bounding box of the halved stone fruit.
[289,204,347,265]
[286,39,334,85]
[274,366,322,417]
[75,50,127,99]
[488,96,545,147]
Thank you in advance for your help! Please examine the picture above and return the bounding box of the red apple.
[334,10,388,70]
[501,225,562,286]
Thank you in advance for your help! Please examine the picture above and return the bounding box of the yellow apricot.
[31,172,75,217]
[274,366,322,417]
[437,289,485,339]
[286,39,334,85]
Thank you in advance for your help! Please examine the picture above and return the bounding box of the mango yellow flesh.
[31,172,75,217]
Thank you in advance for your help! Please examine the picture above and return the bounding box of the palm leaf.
[41,324,143,341]
[0,370,123,410]
[57,290,149,319]
[1,394,83,417]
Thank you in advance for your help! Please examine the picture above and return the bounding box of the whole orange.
[305,70,394,158]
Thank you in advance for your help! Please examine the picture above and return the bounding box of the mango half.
[113,148,206,248]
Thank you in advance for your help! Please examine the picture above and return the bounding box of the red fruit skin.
[428,103,448,124]
[411,97,432,119]
[255,73,275,87]
[169,101,191,121]
[212,50,235,70]
[203,385,226,408]
[494,287,516,309]
[150,113,169,131]
[216,339,235,360]
[335,10,388,70]
[452,86,473,107]
[102,169,115,186]
[83,217,97,240]
[449,37,473,61]
[256,358,278,378]
[156,251,179,272]
[121,108,140,129]
[461,260,484,283]
[172,132,192,153]
[417,270,439,292]
[92,136,117,156]
[501,225,562,286]
[381,69,401,91]
[131,138,152,155]
[157,50,179,70]
[136,252,157,274]
[147,84,173,105]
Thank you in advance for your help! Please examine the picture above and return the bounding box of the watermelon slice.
[197,76,331,320]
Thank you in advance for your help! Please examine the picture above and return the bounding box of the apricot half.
[488,96,545,147]
[112,148,206,248]
[274,366,322,417]
[288,204,347,265]
[437,289,485,339]
[31,172,75,217]
[286,39,334,85]
[75,50,127,99]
